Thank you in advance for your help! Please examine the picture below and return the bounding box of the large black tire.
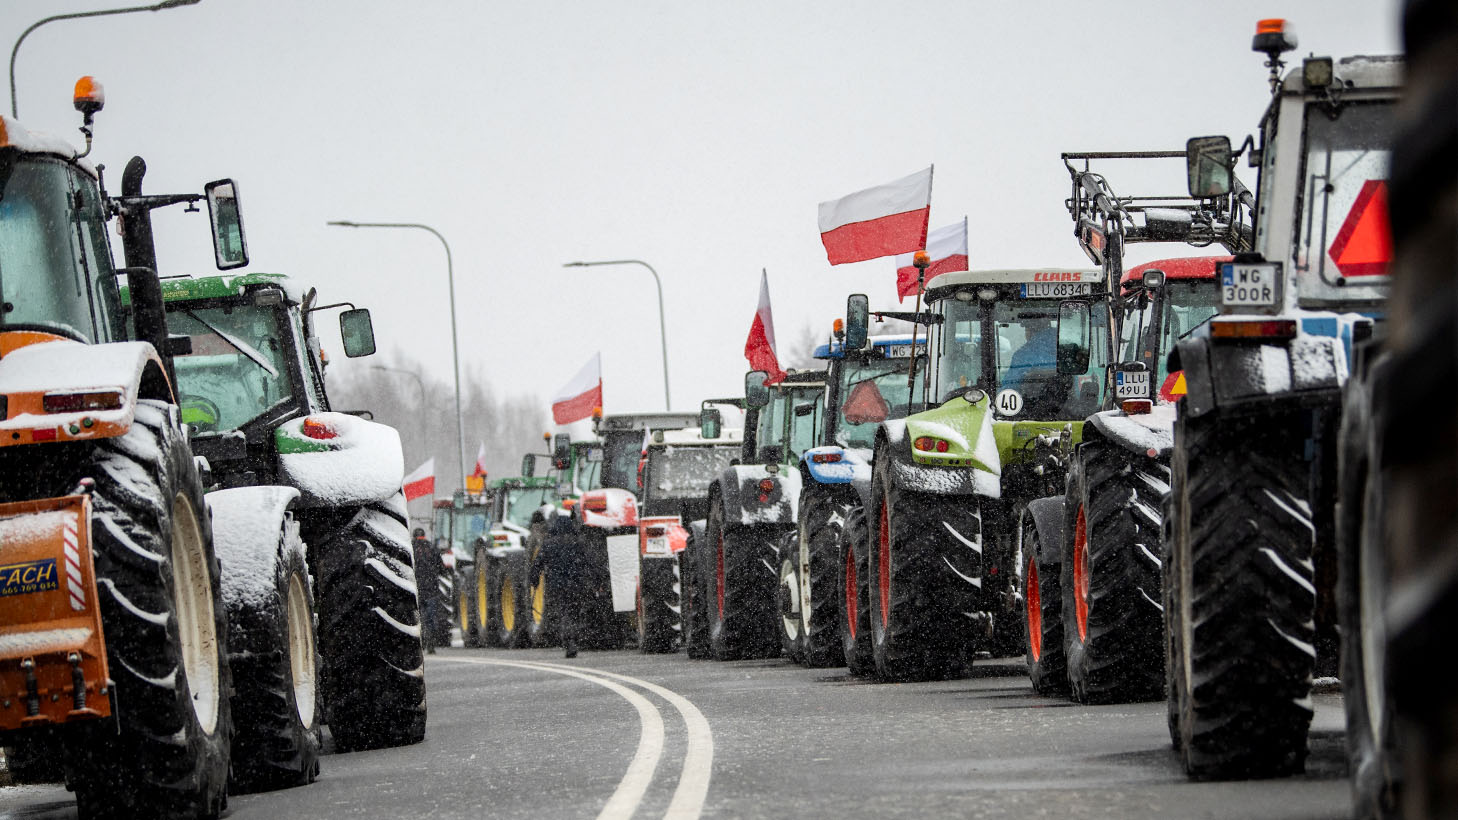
[1022,504,1067,697]
[866,450,981,682]
[681,533,711,659]
[1166,407,1315,779]
[1161,489,1182,752]
[1339,353,1401,818]
[838,504,875,676]
[221,515,321,793]
[705,498,780,660]
[775,528,805,664]
[489,551,530,648]
[471,553,493,648]
[433,570,454,648]
[638,556,681,653]
[1061,441,1166,704]
[59,400,233,818]
[314,492,427,752]
[457,566,483,647]
[797,487,848,668]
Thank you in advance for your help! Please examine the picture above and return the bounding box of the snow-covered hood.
[275,412,405,508]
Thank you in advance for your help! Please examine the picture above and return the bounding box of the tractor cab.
[640,426,743,523]
[813,333,926,450]
[594,411,700,492]
[1115,258,1221,405]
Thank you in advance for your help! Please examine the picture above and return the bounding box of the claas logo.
[0,558,59,598]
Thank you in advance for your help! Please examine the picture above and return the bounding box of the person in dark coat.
[412,528,443,654]
[529,511,592,658]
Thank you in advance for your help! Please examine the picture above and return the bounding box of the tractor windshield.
[573,445,604,492]
[601,430,645,491]
[169,301,300,432]
[757,385,822,463]
[503,486,556,529]
[1121,281,1219,383]
[0,155,121,343]
[1295,102,1393,287]
[938,297,1108,418]
[644,445,738,502]
[837,354,916,448]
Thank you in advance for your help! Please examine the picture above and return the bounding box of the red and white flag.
[472,442,488,478]
[744,270,787,384]
[403,458,435,502]
[896,218,968,302]
[552,353,603,425]
[817,166,933,265]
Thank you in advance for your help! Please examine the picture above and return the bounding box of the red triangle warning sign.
[1328,179,1391,278]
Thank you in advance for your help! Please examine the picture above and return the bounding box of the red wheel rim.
[716,528,726,620]
[845,540,858,640]
[878,495,891,630]
[1073,504,1090,642]
[1026,556,1041,661]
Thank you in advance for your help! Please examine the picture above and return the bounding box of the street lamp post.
[10,0,201,119]
[563,259,671,411]
[369,365,427,406]
[328,220,468,488]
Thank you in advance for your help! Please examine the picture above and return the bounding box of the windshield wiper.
[184,310,278,377]
[1179,314,1216,340]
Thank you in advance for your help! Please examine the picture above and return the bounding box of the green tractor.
[158,273,427,763]
[852,264,1113,681]
[436,489,492,647]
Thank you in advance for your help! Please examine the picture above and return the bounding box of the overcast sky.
[6,0,1402,424]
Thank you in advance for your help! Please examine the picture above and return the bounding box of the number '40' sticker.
[995,389,1023,416]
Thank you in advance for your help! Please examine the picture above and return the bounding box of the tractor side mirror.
[339,308,376,357]
[1056,300,1092,376]
[552,434,571,470]
[204,179,249,270]
[521,454,536,478]
[845,293,869,350]
[1186,136,1233,198]
[744,371,771,409]
[699,408,722,440]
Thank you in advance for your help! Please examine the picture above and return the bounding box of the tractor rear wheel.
[1167,408,1315,779]
[838,504,874,677]
[867,453,980,682]
[491,552,529,648]
[457,566,481,647]
[219,511,320,793]
[1023,509,1067,697]
[1061,441,1166,704]
[706,499,779,660]
[638,556,680,653]
[315,492,427,752]
[798,488,848,668]
[681,537,711,659]
[64,400,233,819]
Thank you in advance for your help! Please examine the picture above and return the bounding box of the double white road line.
[438,657,713,820]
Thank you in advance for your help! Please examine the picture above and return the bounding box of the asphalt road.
[1,644,1353,820]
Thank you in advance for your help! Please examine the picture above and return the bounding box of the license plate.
[1220,262,1280,307]
[1020,282,1092,298]
[1114,370,1150,400]
[883,343,925,359]
[644,537,670,556]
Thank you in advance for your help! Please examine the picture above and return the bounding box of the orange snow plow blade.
[0,494,111,729]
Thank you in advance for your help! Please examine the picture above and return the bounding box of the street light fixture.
[563,259,671,411]
[328,220,468,489]
[10,0,201,118]
[369,365,427,406]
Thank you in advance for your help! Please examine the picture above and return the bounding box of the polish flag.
[744,270,787,384]
[552,353,603,425]
[818,166,933,265]
[472,442,488,478]
[896,218,968,302]
[403,458,435,502]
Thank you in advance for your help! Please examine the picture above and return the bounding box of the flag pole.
[907,251,931,405]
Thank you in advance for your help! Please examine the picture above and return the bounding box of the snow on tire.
[1061,441,1166,704]
[60,400,233,818]
[215,508,320,792]
[838,503,874,677]
[314,491,427,752]
[638,557,680,654]
[797,487,848,668]
[705,498,779,661]
[867,452,980,682]
[1168,408,1315,779]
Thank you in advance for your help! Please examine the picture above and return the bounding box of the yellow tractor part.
[0,494,111,730]
[532,578,547,625]
[501,577,516,634]
[476,566,488,633]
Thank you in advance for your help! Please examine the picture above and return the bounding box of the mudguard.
[579,488,638,531]
[714,464,801,526]
[1177,326,1348,419]
[1085,405,1176,459]
[207,486,302,614]
[1021,495,1065,572]
[877,419,1001,498]
[275,412,405,508]
[0,338,170,449]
